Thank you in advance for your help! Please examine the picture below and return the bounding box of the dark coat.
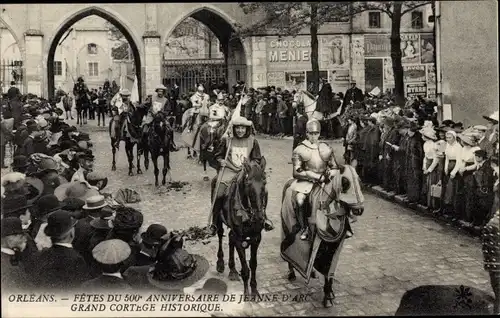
[1,251,34,291]
[293,114,308,150]
[316,83,334,114]
[7,86,21,100]
[133,249,156,267]
[123,265,151,289]
[404,133,424,202]
[363,125,381,171]
[9,99,23,129]
[34,244,91,290]
[343,87,364,105]
[81,274,132,291]
[18,136,34,157]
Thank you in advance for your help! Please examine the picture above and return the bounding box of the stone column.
[145,4,158,33]
[250,36,268,88]
[25,4,44,96]
[143,35,162,97]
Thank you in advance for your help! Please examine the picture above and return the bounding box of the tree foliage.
[165,18,218,58]
[238,1,431,104]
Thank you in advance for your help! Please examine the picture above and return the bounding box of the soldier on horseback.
[188,84,210,132]
[113,89,135,149]
[290,119,340,240]
[208,92,229,124]
[209,117,274,235]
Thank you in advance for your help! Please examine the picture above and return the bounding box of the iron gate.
[163,59,225,96]
[1,59,24,95]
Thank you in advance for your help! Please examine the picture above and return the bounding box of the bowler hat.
[141,224,168,246]
[2,194,32,217]
[11,155,30,170]
[92,239,131,265]
[1,217,24,238]
[44,210,78,238]
[35,194,65,219]
[474,149,488,159]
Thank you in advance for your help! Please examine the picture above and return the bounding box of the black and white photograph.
[0,2,498,317]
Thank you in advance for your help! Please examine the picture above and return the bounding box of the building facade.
[249,4,435,98]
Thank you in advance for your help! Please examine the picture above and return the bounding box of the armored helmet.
[306,119,321,133]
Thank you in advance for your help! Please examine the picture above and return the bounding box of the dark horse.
[145,113,177,187]
[281,164,365,308]
[199,119,228,181]
[75,93,89,126]
[212,158,267,297]
[109,105,148,176]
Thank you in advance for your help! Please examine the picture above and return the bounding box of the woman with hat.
[456,132,481,224]
[135,224,168,267]
[471,149,496,228]
[442,129,463,220]
[378,116,397,191]
[81,239,133,291]
[88,209,114,252]
[403,121,424,204]
[391,119,411,195]
[420,125,440,208]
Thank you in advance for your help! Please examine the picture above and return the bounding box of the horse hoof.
[128,172,134,176]
[287,271,296,281]
[216,261,225,273]
[228,270,239,281]
[162,180,167,186]
[137,169,143,175]
[111,166,116,171]
[203,176,210,181]
[322,295,335,308]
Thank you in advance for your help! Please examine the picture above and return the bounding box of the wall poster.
[285,71,306,92]
[403,65,426,83]
[420,34,435,64]
[401,33,420,64]
[320,35,350,69]
[427,87,436,99]
[383,58,395,89]
[267,71,286,88]
[426,65,436,86]
[329,69,350,93]
[406,82,427,99]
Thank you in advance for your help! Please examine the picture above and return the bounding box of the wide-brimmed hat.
[474,149,488,159]
[33,157,59,175]
[1,194,32,217]
[113,206,144,230]
[83,195,108,210]
[62,197,86,212]
[119,89,131,96]
[92,239,131,265]
[483,110,499,124]
[141,224,168,246]
[458,133,479,146]
[86,172,108,191]
[155,85,167,93]
[1,217,24,238]
[231,117,252,127]
[148,250,209,290]
[35,194,65,219]
[11,155,30,170]
[473,125,488,132]
[44,209,78,238]
[54,181,100,202]
[25,177,44,205]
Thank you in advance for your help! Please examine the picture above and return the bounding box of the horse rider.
[209,116,274,235]
[113,89,135,149]
[141,84,177,151]
[208,92,229,123]
[188,84,210,132]
[73,76,89,122]
[289,119,340,240]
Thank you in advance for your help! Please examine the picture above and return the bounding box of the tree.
[237,1,430,105]
[105,22,133,61]
[165,17,219,58]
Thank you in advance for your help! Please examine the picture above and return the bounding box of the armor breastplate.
[209,104,225,120]
[294,141,329,174]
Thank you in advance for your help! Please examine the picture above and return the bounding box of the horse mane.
[301,90,316,101]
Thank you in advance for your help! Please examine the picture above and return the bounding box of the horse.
[108,105,148,176]
[212,158,268,297]
[75,93,89,126]
[280,164,365,308]
[199,118,228,181]
[146,112,176,187]
[181,107,208,160]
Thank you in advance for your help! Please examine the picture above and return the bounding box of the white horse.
[295,90,343,121]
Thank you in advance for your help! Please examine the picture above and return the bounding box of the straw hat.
[155,85,167,93]
[83,195,108,210]
[119,89,131,96]
[457,133,479,146]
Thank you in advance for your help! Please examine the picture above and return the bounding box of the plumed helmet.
[306,119,321,133]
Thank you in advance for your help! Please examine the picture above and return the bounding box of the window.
[236,69,241,81]
[54,61,63,76]
[368,12,381,28]
[88,62,99,77]
[411,11,423,29]
[88,43,98,55]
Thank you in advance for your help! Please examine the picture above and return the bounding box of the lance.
[206,86,246,227]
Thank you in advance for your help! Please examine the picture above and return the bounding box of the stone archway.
[46,7,142,101]
[162,6,248,93]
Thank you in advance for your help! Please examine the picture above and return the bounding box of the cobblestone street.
[2,120,491,316]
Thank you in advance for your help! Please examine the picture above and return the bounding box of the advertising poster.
[267,71,286,88]
[401,33,420,64]
[427,87,436,99]
[320,35,350,69]
[305,71,327,92]
[420,34,435,64]
[329,69,350,92]
[426,65,436,86]
[383,58,395,89]
[285,71,306,92]
[406,82,427,99]
[364,34,391,58]
[403,65,426,83]
[351,35,365,66]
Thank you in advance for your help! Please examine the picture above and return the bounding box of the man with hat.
[81,239,133,291]
[141,84,169,131]
[289,119,340,240]
[343,80,364,106]
[34,210,91,290]
[30,194,65,250]
[135,224,168,266]
[362,115,381,186]
[1,217,35,291]
[472,149,495,227]
[1,110,14,168]
[113,89,136,149]
[188,84,210,131]
[475,124,496,158]
[2,194,33,230]
[16,119,38,157]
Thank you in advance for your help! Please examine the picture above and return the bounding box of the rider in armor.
[209,116,274,235]
[141,84,178,151]
[114,89,135,149]
[208,92,229,124]
[290,119,339,240]
[189,84,210,132]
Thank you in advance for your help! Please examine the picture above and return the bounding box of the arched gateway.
[0,3,251,100]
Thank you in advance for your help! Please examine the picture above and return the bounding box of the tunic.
[214,136,261,184]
